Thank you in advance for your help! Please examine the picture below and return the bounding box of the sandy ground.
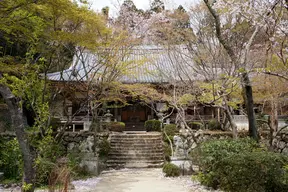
[72,168,218,192]
[1,168,219,192]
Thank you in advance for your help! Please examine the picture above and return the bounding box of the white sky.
[90,0,200,16]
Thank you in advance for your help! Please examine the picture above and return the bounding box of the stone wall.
[173,129,271,159]
[272,129,288,154]
[62,131,109,175]
[0,132,16,140]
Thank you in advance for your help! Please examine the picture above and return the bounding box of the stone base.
[170,157,194,175]
[80,153,99,175]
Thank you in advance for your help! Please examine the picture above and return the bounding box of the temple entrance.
[121,104,147,131]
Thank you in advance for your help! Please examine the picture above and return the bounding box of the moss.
[144,120,161,132]
[162,163,181,177]
[106,122,125,132]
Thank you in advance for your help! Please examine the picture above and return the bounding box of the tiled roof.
[46,45,205,83]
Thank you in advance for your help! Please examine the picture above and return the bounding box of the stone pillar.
[79,136,99,175]
[83,121,91,131]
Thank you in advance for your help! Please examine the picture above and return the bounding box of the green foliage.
[193,138,288,191]
[0,0,112,190]
[106,122,125,132]
[67,153,90,179]
[188,121,204,130]
[34,136,65,186]
[0,138,22,181]
[98,139,111,158]
[162,124,178,161]
[256,114,270,131]
[178,94,195,106]
[144,119,162,132]
[206,119,221,130]
[163,124,178,143]
[23,182,33,192]
[163,142,171,162]
[192,138,259,172]
[162,163,181,177]
[211,152,288,192]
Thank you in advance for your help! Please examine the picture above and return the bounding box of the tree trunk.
[0,84,35,192]
[223,96,238,138]
[269,100,278,132]
[242,72,258,141]
[203,0,259,141]
[268,100,278,146]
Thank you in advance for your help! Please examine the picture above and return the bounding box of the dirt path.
[1,168,218,192]
[72,168,218,192]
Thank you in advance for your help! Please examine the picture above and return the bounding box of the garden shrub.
[0,138,22,181]
[34,135,66,186]
[68,153,90,179]
[106,122,125,132]
[192,138,259,172]
[188,121,203,130]
[162,163,181,177]
[163,142,171,162]
[212,151,288,192]
[144,120,161,132]
[163,124,178,143]
[206,119,221,130]
[98,138,111,158]
[193,138,288,191]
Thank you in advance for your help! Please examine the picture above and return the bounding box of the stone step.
[110,136,162,139]
[106,133,164,169]
[110,145,164,150]
[109,146,163,150]
[108,155,163,161]
[112,137,162,142]
[109,150,164,155]
[106,162,164,169]
[106,159,164,164]
[110,145,162,149]
[109,148,163,153]
[108,152,164,156]
[110,134,162,139]
[110,143,163,147]
[110,139,162,143]
[110,138,162,142]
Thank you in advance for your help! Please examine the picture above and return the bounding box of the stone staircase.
[106,132,164,169]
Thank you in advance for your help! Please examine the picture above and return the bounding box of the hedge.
[144,120,161,132]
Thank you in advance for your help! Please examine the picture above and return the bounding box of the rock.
[15,186,21,191]
[11,183,17,188]
[278,141,286,149]
[170,157,194,175]
[282,147,288,155]
[68,184,75,190]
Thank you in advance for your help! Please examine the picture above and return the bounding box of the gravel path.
[1,168,219,192]
[72,168,218,192]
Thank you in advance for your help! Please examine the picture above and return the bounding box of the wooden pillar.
[151,103,154,119]
[72,124,75,132]
[114,107,118,121]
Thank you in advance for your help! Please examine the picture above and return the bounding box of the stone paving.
[71,168,219,192]
[1,168,220,192]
